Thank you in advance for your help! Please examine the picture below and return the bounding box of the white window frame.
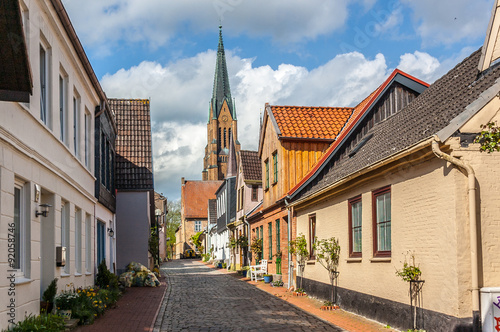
[61,201,70,274]
[75,208,82,274]
[73,91,80,158]
[195,220,202,232]
[84,109,91,168]
[85,213,91,273]
[13,180,29,279]
[59,71,68,144]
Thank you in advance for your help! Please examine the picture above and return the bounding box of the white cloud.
[401,0,492,46]
[62,0,350,51]
[374,8,403,34]
[102,48,460,200]
[397,51,440,82]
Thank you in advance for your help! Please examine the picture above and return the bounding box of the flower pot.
[58,309,72,320]
[217,263,222,268]
[263,275,272,283]
[241,270,247,277]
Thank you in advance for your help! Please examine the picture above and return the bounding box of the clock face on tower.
[221,115,228,123]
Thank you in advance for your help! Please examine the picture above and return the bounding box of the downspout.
[285,197,292,289]
[243,217,250,266]
[431,136,479,325]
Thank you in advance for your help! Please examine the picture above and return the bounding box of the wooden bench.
[249,260,268,281]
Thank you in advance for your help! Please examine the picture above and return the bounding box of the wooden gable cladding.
[260,107,337,210]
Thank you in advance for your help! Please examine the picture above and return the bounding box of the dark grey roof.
[110,99,154,190]
[0,0,31,102]
[210,26,235,121]
[208,199,217,224]
[240,150,261,181]
[293,48,500,201]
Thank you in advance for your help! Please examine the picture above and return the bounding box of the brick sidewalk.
[73,274,167,332]
[202,261,399,332]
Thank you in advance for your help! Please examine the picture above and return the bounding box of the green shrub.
[95,260,119,290]
[4,313,65,331]
[42,278,58,303]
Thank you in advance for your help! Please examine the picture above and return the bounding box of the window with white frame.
[40,45,49,124]
[195,220,202,232]
[75,208,82,274]
[61,201,70,274]
[373,186,391,257]
[13,180,29,278]
[73,92,80,158]
[59,73,68,143]
[84,109,91,167]
[85,213,91,273]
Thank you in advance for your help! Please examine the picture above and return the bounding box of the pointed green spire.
[210,26,236,121]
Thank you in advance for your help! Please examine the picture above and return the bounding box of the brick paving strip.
[198,260,399,332]
[73,273,168,332]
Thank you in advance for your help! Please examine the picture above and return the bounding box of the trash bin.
[480,287,500,331]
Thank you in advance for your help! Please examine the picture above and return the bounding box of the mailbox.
[56,246,66,267]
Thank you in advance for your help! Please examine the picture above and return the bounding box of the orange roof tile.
[270,106,353,140]
[182,180,222,219]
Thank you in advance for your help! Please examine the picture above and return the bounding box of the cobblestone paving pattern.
[154,259,345,332]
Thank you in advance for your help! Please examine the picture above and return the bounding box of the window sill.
[15,277,33,285]
[75,273,83,277]
[306,260,316,265]
[60,273,71,278]
[370,257,391,263]
[346,257,362,263]
[85,272,93,276]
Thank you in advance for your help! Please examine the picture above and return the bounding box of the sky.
[62,0,494,202]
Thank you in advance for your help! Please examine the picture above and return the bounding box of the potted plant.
[289,234,309,290]
[293,288,306,296]
[222,262,227,269]
[54,290,79,319]
[396,251,424,331]
[241,266,250,277]
[263,274,273,283]
[41,278,58,313]
[271,280,283,287]
[313,237,341,306]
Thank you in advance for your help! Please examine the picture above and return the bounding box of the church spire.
[210,26,235,121]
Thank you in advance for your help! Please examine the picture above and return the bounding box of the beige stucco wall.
[294,149,474,319]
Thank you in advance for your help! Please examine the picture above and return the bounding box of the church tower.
[202,26,240,181]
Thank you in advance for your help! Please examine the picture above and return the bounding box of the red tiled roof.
[183,180,222,219]
[240,150,261,181]
[270,106,353,140]
[111,99,154,190]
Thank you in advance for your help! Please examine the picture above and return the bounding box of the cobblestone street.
[154,260,344,332]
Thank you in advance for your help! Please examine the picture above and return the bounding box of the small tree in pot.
[313,237,341,305]
[250,237,263,264]
[288,234,309,290]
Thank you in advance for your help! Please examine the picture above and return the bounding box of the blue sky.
[62,0,493,201]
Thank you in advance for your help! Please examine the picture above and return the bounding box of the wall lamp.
[35,204,52,218]
[107,228,114,237]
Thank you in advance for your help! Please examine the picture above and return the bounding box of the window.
[218,128,221,151]
[223,128,227,148]
[84,110,91,167]
[239,187,244,210]
[96,220,106,265]
[260,225,263,256]
[268,222,272,259]
[105,139,110,190]
[85,213,91,273]
[101,133,106,185]
[195,220,202,232]
[349,196,362,257]
[61,201,70,274]
[256,227,259,241]
[59,74,68,143]
[275,219,280,254]
[252,185,258,201]
[272,151,278,184]
[75,208,82,274]
[73,94,80,157]
[13,180,29,277]
[40,46,48,124]
[309,215,316,259]
[265,159,269,189]
[373,186,391,257]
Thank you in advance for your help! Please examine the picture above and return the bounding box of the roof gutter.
[431,136,479,329]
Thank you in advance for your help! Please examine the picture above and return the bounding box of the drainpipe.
[431,136,479,327]
[243,217,250,266]
[285,197,292,289]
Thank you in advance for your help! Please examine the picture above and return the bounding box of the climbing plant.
[474,121,500,153]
